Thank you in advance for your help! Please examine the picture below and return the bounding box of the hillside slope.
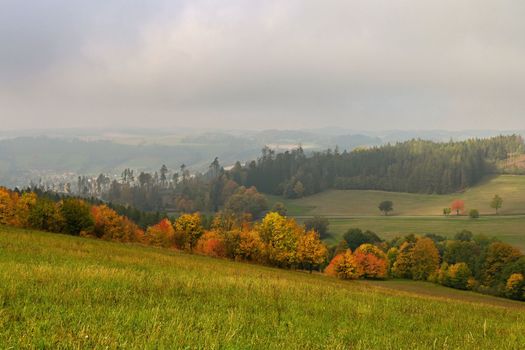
[1,227,523,349]
[271,175,525,216]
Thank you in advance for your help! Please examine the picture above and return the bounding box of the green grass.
[269,175,525,216]
[1,226,524,349]
[314,216,525,251]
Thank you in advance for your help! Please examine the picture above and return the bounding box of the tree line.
[1,186,523,301]
[329,228,524,300]
[229,135,524,197]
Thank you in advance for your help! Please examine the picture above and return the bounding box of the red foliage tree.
[451,199,465,216]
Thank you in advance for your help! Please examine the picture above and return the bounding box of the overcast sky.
[1,0,524,131]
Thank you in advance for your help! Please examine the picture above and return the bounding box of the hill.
[1,226,524,348]
[270,175,525,216]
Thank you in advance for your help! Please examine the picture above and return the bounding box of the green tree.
[304,216,330,239]
[378,200,393,216]
[60,198,94,235]
[343,228,382,251]
[490,194,503,215]
[271,202,288,216]
[469,209,479,219]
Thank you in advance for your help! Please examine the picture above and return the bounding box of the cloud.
[1,0,524,130]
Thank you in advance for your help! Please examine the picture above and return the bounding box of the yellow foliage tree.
[296,230,328,272]
[174,213,204,251]
[0,187,18,226]
[257,212,302,267]
[14,192,37,228]
[410,237,440,280]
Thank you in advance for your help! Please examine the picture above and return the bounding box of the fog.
[1,0,524,130]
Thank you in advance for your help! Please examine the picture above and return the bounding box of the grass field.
[269,175,525,216]
[1,226,524,349]
[311,216,525,251]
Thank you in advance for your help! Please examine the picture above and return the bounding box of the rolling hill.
[270,175,525,217]
[0,226,524,348]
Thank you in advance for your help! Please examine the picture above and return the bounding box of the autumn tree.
[505,273,524,300]
[391,241,414,278]
[0,187,17,226]
[173,213,204,251]
[410,237,440,280]
[296,230,327,272]
[490,195,503,215]
[325,250,362,280]
[14,192,37,228]
[195,231,226,258]
[146,218,175,248]
[224,186,268,219]
[482,242,521,287]
[444,263,473,290]
[92,205,143,242]
[257,212,301,267]
[378,200,394,216]
[451,199,465,216]
[353,244,388,279]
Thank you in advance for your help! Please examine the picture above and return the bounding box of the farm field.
[1,226,524,349]
[314,216,525,251]
[269,175,525,216]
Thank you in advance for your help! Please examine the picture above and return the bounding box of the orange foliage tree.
[353,244,388,279]
[146,218,175,248]
[325,250,363,280]
[91,205,143,242]
[451,199,465,216]
[195,231,226,257]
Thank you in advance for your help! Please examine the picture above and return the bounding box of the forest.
[67,135,525,213]
[231,135,524,197]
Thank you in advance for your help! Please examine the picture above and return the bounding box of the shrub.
[469,209,480,219]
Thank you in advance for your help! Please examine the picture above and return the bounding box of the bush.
[469,209,480,219]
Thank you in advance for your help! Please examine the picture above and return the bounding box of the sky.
[1,0,524,131]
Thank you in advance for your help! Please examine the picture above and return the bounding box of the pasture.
[1,226,524,349]
[269,175,525,216]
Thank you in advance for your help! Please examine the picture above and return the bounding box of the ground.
[0,226,524,349]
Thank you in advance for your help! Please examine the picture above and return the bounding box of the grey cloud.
[0,0,524,130]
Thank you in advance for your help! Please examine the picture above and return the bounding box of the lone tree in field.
[378,200,394,216]
[443,208,451,216]
[490,194,503,215]
[451,199,465,216]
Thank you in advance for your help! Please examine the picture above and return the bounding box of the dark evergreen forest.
[230,135,524,197]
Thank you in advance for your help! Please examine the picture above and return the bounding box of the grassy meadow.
[1,226,524,349]
[315,216,525,250]
[269,175,525,251]
[269,175,525,216]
